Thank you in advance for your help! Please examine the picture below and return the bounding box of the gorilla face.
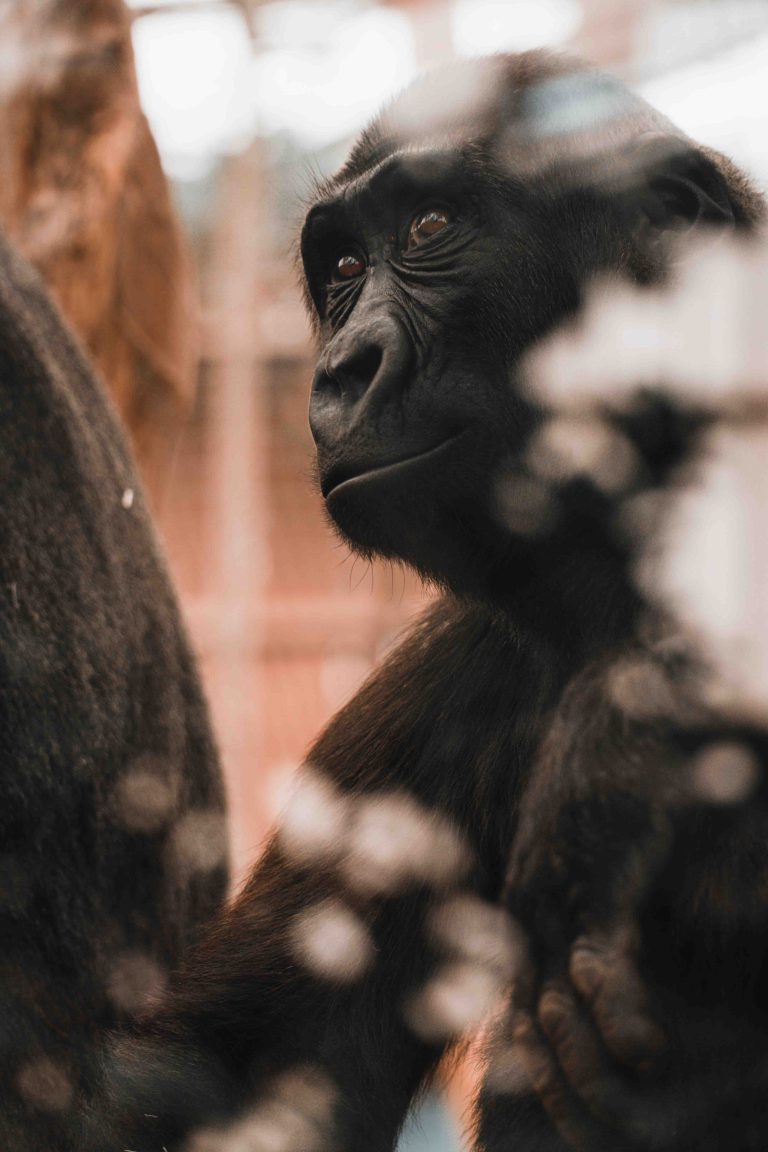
[300,53,742,595]
[304,153,535,579]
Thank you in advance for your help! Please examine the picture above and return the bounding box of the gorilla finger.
[569,934,667,1073]
[513,1009,623,1152]
[538,980,678,1147]
[538,980,611,1102]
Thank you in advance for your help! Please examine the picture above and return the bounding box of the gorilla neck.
[455,548,643,663]
[373,507,647,664]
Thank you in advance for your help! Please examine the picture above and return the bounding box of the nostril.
[328,342,384,401]
[313,364,342,399]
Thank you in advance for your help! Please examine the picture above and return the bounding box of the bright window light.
[132,7,253,179]
[451,0,582,57]
[133,2,416,171]
[257,0,360,50]
[251,7,417,147]
[126,0,211,7]
[640,0,768,73]
[641,33,768,189]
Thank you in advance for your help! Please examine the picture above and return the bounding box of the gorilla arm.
[91,599,557,1152]
[483,650,768,1152]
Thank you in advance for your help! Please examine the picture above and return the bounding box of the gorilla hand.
[503,656,768,1151]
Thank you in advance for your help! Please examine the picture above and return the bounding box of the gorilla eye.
[406,207,451,250]
[333,252,366,282]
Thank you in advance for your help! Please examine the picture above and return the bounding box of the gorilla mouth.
[322,433,462,499]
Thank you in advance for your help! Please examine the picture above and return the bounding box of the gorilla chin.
[322,426,500,582]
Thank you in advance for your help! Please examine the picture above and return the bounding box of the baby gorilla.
[99,51,768,1152]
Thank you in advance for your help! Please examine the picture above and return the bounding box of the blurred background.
[3,0,767,1145]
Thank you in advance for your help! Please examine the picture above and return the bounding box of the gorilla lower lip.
[324,434,461,499]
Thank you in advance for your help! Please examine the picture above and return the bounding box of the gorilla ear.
[628,133,736,237]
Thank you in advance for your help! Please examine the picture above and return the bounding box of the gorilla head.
[301,52,761,605]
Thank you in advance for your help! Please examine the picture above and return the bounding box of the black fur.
[0,233,227,1150]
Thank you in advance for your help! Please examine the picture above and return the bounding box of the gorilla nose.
[325,341,384,403]
[309,316,411,447]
